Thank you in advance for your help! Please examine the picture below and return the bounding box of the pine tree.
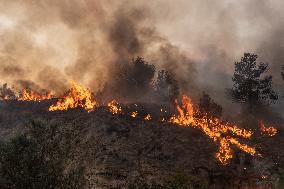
[231,53,278,112]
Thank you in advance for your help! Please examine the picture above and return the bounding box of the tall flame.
[170,95,256,165]
[49,81,96,112]
[19,89,53,101]
[9,78,275,166]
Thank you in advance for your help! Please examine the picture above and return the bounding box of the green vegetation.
[231,53,278,112]
[0,120,86,189]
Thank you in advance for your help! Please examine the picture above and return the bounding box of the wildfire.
[3,78,276,166]
[259,121,277,136]
[18,89,53,101]
[170,95,256,165]
[48,81,97,112]
[108,100,122,114]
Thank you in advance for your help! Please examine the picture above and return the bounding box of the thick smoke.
[0,0,283,113]
[0,0,197,93]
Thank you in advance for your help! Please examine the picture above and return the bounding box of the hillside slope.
[0,101,283,188]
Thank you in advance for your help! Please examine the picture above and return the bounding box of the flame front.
[170,95,256,165]
[259,121,277,136]
[19,89,53,101]
[49,81,96,112]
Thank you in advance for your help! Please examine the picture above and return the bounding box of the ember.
[259,121,277,136]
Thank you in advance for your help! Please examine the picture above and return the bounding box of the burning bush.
[18,88,53,101]
[49,81,97,112]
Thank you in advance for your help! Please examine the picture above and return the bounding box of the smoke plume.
[0,0,283,113]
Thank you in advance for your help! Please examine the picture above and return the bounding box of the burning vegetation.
[0,0,283,187]
[48,81,97,112]
[0,54,281,167]
[2,79,274,166]
[0,53,283,188]
[18,89,53,101]
[169,95,256,165]
[107,100,122,114]
[260,121,278,137]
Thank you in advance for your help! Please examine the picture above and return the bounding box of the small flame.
[144,114,152,121]
[261,175,267,179]
[259,121,277,136]
[131,111,138,118]
[0,95,10,100]
[170,95,256,165]
[49,81,96,112]
[19,89,53,101]
[108,100,122,114]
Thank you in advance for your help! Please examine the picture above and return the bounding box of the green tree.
[231,53,278,112]
[122,56,155,91]
[103,57,156,101]
[0,120,86,189]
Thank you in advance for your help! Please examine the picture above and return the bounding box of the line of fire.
[0,54,283,189]
[0,74,280,160]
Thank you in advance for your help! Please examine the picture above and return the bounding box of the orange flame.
[49,81,96,112]
[108,100,122,114]
[131,111,138,118]
[215,138,233,165]
[144,114,152,121]
[259,121,277,136]
[170,95,256,165]
[19,89,53,101]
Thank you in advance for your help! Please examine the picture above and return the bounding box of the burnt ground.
[0,100,284,188]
